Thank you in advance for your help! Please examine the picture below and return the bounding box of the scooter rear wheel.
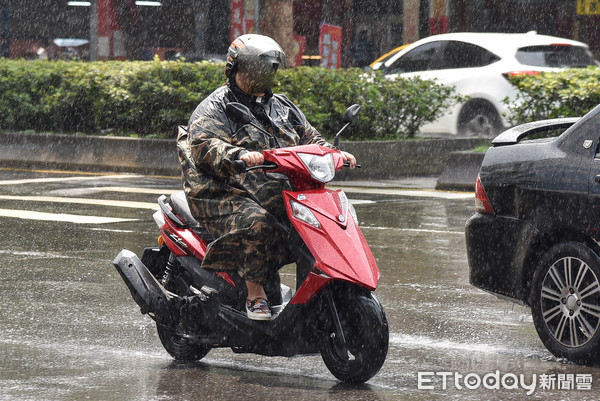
[156,323,211,361]
[155,256,211,361]
[320,292,388,383]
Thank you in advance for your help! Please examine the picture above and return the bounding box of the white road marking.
[0,174,144,186]
[90,186,179,195]
[0,170,471,226]
[0,195,158,210]
[0,209,136,224]
[76,187,375,206]
[364,226,464,235]
[87,227,137,233]
[329,186,473,199]
[349,199,375,205]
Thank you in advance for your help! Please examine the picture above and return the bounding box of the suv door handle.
[595,174,600,183]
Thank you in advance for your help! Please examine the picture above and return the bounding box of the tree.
[262,0,296,66]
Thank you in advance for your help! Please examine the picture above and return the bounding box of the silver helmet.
[226,34,286,93]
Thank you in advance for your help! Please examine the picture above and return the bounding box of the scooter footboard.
[112,249,181,326]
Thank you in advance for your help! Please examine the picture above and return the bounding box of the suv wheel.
[531,242,600,363]
[457,101,502,138]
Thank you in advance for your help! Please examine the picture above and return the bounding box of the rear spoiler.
[492,117,580,146]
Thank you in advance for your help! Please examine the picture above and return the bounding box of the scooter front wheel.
[320,292,389,383]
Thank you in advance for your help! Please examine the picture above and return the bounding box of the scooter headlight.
[298,153,335,183]
[290,200,320,228]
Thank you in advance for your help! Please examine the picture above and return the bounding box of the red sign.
[230,0,244,42]
[319,24,342,69]
[293,35,306,67]
[429,17,449,35]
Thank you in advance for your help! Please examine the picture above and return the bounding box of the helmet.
[226,34,286,93]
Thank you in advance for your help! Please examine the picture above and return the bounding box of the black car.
[466,104,600,364]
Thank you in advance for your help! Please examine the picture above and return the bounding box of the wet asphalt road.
[1,167,599,401]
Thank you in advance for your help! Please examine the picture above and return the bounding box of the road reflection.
[0,169,598,400]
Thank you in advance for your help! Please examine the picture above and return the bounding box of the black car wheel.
[320,293,389,383]
[458,101,502,138]
[531,242,600,363]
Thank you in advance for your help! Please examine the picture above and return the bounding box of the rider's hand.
[341,151,357,169]
[240,151,264,168]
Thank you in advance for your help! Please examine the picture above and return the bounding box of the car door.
[422,40,501,98]
[549,117,600,235]
[587,136,600,230]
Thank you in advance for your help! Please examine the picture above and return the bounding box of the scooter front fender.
[284,190,380,297]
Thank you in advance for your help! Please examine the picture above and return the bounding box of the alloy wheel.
[540,256,600,348]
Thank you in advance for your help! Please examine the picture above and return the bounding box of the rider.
[178,34,356,320]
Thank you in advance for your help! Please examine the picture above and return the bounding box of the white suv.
[380,32,598,137]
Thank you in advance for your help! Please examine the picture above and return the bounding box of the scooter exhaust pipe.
[112,249,181,326]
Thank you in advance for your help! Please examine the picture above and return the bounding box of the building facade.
[0,0,597,64]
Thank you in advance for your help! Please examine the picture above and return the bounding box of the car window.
[516,45,598,68]
[434,41,501,69]
[384,42,442,74]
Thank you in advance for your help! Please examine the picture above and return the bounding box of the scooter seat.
[168,191,214,243]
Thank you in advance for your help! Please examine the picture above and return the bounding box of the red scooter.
[113,103,388,383]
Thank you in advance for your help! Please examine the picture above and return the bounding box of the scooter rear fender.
[112,249,181,326]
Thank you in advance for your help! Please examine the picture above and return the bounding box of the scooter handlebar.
[233,159,247,173]
[233,159,278,173]
[343,161,362,168]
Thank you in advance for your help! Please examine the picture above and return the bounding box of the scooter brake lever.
[247,162,278,171]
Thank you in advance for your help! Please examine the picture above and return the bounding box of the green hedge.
[0,59,462,140]
[507,66,600,124]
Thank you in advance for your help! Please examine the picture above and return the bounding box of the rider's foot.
[246,297,271,320]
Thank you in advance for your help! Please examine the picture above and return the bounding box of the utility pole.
[89,0,98,61]
[254,0,261,33]
[113,0,141,60]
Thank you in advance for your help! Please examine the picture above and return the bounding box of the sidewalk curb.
[0,131,488,188]
[0,132,179,176]
[435,151,485,191]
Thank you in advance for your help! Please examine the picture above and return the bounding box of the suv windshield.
[516,45,598,68]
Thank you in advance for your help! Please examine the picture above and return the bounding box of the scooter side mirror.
[334,104,361,148]
[226,102,252,125]
[342,104,361,125]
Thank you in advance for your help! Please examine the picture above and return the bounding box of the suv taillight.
[502,71,540,81]
[475,176,494,214]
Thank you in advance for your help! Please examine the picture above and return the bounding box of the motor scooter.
[112,103,389,383]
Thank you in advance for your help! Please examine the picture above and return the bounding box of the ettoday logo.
[417,371,593,395]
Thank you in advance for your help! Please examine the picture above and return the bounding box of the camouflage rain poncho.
[177,82,332,283]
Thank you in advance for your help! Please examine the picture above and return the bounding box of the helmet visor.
[238,50,286,93]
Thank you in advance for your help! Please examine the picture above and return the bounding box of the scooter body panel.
[159,216,208,259]
[283,189,380,297]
